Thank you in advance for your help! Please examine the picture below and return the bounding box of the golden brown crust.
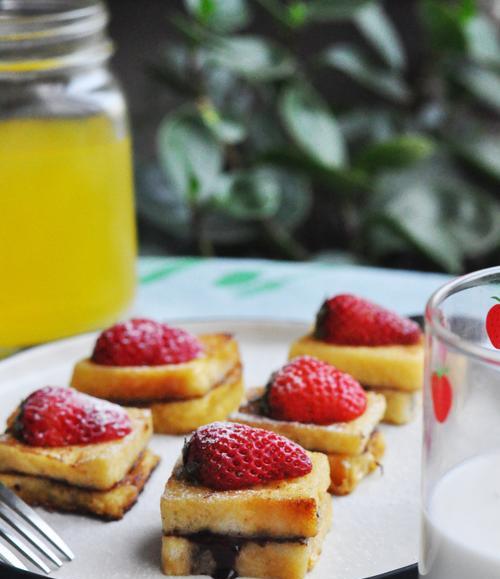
[0,408,153,490]
[327,430,385,495]
[161,493,332,579]
[150,365,245,434]
[161,452,330,539]
[231,388,385,455]
[71,333,241,401]
[364,386,418,425]
[0,449,160,520]
[289,334,424,391]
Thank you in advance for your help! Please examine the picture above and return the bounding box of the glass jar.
[0,0,136,349]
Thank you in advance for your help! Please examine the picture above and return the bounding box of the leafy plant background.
[135,0,500,273]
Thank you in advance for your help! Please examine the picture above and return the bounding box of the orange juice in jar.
[0,1,136,348]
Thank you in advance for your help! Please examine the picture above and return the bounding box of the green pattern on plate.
[214,269,289,297]
[215,270,261,287]
[139,257,201,285]
[237,278,288,297]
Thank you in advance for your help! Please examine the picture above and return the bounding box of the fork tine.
[0,504,62,567]
[0,484,74,560]
[0,521,51,574]
[0,541,28,571]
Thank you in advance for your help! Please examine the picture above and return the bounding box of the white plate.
[0,320,421,579]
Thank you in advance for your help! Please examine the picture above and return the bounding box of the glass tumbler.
[420,266,500,578]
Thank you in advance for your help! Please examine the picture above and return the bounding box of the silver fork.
[0,484,74,574]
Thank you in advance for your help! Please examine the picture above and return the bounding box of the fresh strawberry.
[431,370,452,423]
[182,422,312,490]
[91,318,204,366]
[315,294,422,346]
[486,297,500,349]
[263,356,366,424]
[13,386,132,447]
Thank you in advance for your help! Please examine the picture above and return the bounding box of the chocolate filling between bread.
[165,531,308,579]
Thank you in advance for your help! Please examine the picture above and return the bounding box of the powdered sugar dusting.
[267,355,367,424]
[183,421,312,490]
[15,386,132,447]
[91,318,204,367]
[315,294,422,346]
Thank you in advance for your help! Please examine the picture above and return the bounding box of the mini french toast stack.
[289,295,424,425]
[232,356,386,495]
[0,386,159,520]
[71,319,244,434]
[160,422,331,579]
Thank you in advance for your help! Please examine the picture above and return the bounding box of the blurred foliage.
[137,0,500,272]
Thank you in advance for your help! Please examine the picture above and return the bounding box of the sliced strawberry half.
[315,294,422,346]
[91,318,204,367]
[182,422,312,491]
[263,355,367,424]
[13,386,133,447]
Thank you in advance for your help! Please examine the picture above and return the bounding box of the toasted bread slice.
[161,493,332,579]
[0,408,152,490]
[161,452,330,539]
[0,449,159,520]
[71,333,240,401]
[149,365,244,434]
[289,334,423,391]
[231,388,386,455]
[365,386,418,425]
[328,430,385,495]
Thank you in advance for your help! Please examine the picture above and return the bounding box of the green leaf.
[465,15,500,65]
[306,0,371,20]
[441,182,500,258]
[263,166,313,229]
[213,169,281,220]
[209,117,246,144]
[185,0,215,21]
[355,135,435,172]
[198,100,246,144]
[206,36,295,81]
[149,44,199,97]
[263,149,369,192]
[279,84,346,169]
[254,0,291,27]
[368,170,463,272]
[136,165,259,244]
[247,110,288,153]
[287,2,309,27]
[456,64,500,113]
[452,132,500,181]
[366,157,500,272]
[457,0,477,22]
[135,164,191,240]
[420,0,476,53]
[157,110,223,203]
[184,0,251,32]
[339,109,396,143]
[203,65,241,110]
[321,45,410,102]
[355,3,405,69]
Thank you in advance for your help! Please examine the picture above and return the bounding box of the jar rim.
[425,266,500,365]
[0,0,111,76]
